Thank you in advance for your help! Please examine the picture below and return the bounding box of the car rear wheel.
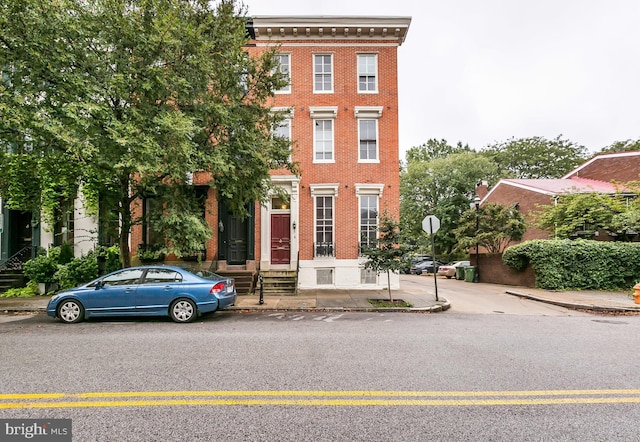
[170,299,197,323]
[57,300,84,324]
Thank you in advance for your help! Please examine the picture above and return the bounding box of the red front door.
[271,214,291,265]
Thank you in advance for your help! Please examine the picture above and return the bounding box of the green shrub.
[1,281,40,298]
[503,239,640,290]
[58,242,74,264]
[55,254,99,290]
[97,245,121,274]
[23,253,58,284]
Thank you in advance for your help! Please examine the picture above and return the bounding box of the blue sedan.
[47,266,236,323]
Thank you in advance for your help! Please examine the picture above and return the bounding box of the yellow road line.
[1,397,640,410]
[3,389,640,401]
[1,389,640,409]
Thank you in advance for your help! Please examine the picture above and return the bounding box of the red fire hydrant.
[634,283,640,304]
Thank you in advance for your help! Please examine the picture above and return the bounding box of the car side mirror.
[95,280,104,289]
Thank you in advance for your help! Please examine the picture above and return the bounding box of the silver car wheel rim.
[60,302,80,322]
[173,301,194,321]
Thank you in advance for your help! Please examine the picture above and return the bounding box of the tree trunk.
[387,270,393,302]
[118,178,133,268]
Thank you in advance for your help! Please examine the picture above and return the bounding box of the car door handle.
[163,286,172,290]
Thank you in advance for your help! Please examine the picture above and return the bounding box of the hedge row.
[502,239,640,290]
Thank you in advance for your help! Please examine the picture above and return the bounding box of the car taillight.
[210,282,225,294]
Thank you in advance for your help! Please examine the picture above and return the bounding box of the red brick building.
[478,151,640,243]
[130,15,411,291]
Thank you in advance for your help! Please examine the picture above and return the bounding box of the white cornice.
[249,15,411,46]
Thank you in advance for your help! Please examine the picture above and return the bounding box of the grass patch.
[368,299,413,308]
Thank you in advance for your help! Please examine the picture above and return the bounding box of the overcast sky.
[245,0,640,159]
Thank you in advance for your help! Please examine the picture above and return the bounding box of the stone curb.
[505,290,640,313]
[229,297,451,313]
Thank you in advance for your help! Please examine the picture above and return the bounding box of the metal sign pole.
[430,218,438,302]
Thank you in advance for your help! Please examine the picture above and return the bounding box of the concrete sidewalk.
[1,283,639,314]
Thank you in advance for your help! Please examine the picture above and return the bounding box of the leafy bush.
[0,281,40,298]
[54,255,99,290]
[95,245,121,274]
[22,245,121,291]
[58,242,74,264]
[503,239,640,290]
[23,253,58,284]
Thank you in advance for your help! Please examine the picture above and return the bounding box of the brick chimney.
[475,180,489,199]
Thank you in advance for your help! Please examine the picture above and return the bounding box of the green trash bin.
[464,266,476,282]
[455,266,465,280]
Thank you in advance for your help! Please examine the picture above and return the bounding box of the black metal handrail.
[0,246,39,272]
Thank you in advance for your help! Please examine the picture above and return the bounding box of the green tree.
[400,149,498,256]
[361,213,409,301]
[598,139,640,154]
[453,202,526,254]
[535,193,627,239]
[482,135,587,179]
[0,0,295,267]
[404,139,472,164]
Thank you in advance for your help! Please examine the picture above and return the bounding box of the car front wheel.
[170,299,197,323]
[57,300,85,324]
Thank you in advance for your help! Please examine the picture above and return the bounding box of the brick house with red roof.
[477,151,640,243]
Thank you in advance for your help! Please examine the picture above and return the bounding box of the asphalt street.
[1,303,640,440]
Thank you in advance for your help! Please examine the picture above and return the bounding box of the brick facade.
[130,16,411,290]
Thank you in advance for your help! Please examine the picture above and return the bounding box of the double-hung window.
[314,120,333,162]
[357,54,377,93]
[314,54,333,93]
[274,53,290,93]
[358,119,378,161]
[310,107,337,163]
[355,107,383,163]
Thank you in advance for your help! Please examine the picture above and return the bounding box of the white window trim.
[357,53,378,94]
[357,119,380,164]
[310,107,337,164]
[354,106,383,119]
[274,53,291,94]
[313,53,334,94]
[313,193,335,260]
[358,192,380,252]
[310,106,338,119]
[271,107,294,161]
[355,183,384,197]
[310,184,339,197]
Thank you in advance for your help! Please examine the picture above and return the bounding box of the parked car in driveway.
[410,260,445,275]
[402,255,432,274]
[437,261,471,279]
[47,266,236,324]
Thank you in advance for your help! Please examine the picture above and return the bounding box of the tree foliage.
[482,135,587,179]
[453,202,526,254]
[535,193,627,239]
[598,138,640,154]
[400,147,498,256]
[361,213,409,301]
[404,139,472,164]
[0,0,295,266]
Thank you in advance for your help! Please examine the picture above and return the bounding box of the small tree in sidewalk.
[361,212,411,302]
